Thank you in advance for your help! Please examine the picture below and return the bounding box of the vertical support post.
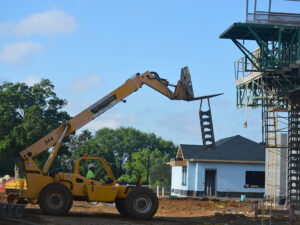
[157,186,159,197]
[162,187,165,197]
[261,195,265,225]
[254,201,258,222]
[147,154,150,185]
[297,29,300,61]
[246,0,249,22]
[288,100,300,209]
[270,199,272,225]
[244,85,248,128]
[268,0,272,23]
[261,77,265,143]
[254,0,257,21]
[290,204,296,225]
[237,86,239,108]
[242,56,245,77]
[278,29,282,62]
[274,111,278,209]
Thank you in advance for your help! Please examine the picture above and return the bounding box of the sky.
[0,0,299,145]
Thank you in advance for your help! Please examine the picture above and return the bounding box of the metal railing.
[149,186,172,197]
[247,11,300,27]
[234,48,261,81]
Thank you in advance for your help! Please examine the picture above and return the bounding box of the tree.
[59,130,93,172]
[72,127,177,180]
[0,158,14,177]
[117,149,172,186]
[0,80,70,178]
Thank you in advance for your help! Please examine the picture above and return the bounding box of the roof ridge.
[180,144,203,147]
[215,135,240,146]
[179,135,264,162]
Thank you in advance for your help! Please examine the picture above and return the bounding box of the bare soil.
[0,196,294,225]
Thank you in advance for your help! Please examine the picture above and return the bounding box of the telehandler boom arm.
[20,67,221,175]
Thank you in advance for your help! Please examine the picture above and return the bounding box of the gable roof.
[178,135,265,163]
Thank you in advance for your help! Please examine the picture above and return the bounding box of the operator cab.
[76,156,115,185]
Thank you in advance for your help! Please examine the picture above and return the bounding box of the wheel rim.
[133,195,152,214]
[45,191,65,210]
[88,202,99,206]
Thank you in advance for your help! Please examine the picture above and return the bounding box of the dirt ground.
[0,195,294,225]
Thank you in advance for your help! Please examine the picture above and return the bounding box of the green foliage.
[59,130,93,172]
[117,149,171,186]
[0,80,70,176]
[72,127,176,185]
[0,78,176,186]
[0,158,14,176]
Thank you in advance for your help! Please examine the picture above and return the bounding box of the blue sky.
[0,0,299,145]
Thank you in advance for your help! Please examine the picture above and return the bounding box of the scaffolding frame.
[220,0,300,209]
[288,101,300,208]
[265,110,278,209]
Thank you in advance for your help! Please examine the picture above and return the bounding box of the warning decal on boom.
[89,94,117,117]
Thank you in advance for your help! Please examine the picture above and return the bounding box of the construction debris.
[0,203,25,218]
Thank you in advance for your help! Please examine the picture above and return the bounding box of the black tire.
[7,193,17,203]
[38,183,73,215]
[115,198,130,217]
[125,187,158,220]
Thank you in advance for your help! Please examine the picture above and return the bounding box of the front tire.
[38,183,73,215]
[125,187,158,219]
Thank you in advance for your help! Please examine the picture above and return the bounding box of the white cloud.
[23,75,41,86]
[82,113,137,132]
[0,10,76,36]
[0,22,13,35]
[86,119,120,131]
[0,41,43,63]
[85,113,123,131]
[152,109,202,144]
[71,75,101,92]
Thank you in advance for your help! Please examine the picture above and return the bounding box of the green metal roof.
[220,22,300,41]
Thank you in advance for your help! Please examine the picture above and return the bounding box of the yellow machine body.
[5,179,27,192]
[21,156,130,202]
[14,67,221,218]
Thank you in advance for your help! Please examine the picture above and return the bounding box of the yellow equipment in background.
[15,67,221,219]
[5,179,27,203]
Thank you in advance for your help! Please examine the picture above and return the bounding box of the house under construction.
[220,0,300,209]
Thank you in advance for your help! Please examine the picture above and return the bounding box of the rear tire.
[7,193,17,203]
[38,183,73,215]
[125,187,158,219]
[115,198,130,217]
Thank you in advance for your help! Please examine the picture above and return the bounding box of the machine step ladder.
[265,109,278,210]
[288,102,300,209]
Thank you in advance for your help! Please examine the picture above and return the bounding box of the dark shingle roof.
[180,135,265,162]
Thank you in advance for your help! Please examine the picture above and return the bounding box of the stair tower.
[220,0,300,209]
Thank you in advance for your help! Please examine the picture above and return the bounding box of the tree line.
[0,79,177,186]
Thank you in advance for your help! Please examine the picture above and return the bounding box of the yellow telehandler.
[6,67,221,219]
